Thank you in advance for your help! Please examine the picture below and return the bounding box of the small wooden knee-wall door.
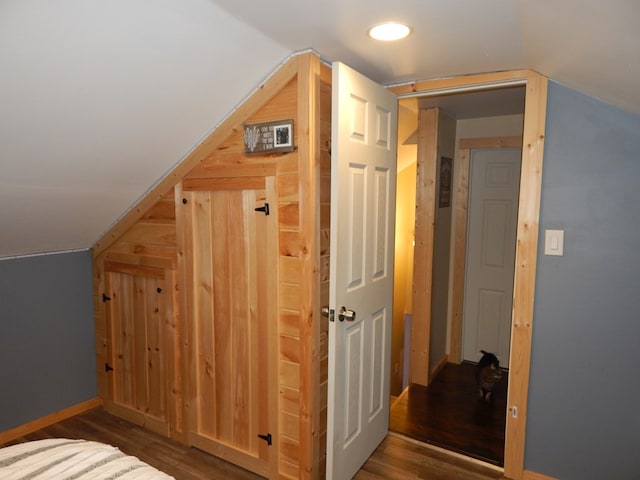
[178,176,278,478]
[103,264,182,438]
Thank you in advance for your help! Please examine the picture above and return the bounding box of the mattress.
[0,438,175,479]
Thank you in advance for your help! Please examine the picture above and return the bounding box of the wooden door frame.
[449,135,523,364]
[389,70,548,480]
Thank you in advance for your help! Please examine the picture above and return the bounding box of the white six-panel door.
[463,147,521,363]
[326,62,397,480]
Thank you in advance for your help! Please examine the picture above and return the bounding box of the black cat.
[476,350,503,401]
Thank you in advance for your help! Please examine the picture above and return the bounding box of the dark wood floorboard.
[389,362,508,466]
[2,406,505,480]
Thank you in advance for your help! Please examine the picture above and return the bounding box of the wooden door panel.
[183,181,274,477]
[104,268,175,437]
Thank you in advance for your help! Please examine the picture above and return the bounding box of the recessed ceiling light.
[368,22,412,41]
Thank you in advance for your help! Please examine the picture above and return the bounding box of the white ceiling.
[0,0,638,258]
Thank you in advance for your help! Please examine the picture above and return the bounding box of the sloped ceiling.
[1,0,638,258]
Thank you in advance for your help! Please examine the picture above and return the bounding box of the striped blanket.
[0,438,175,479]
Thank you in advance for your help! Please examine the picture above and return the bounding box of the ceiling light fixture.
[368,22,412,41]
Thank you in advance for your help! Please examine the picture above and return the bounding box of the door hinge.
[254,203,270,216]
[102,293,111,302]
[258,433,272,445]
[105,363,114,373]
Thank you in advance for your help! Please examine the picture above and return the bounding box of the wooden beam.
[296,52,322,480]
[409,108,438,387]
[503,73,547,480]
[388,70,534,97]
[93,56,299,257]
[0,398,102,445]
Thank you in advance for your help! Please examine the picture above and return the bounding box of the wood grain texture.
[181,187,272,477]
[296,53,321,480]
[0,399,101,445]
[503,73,547,480]
[410,108,438,387]
[92,56,299,257]
[103,267,182,440]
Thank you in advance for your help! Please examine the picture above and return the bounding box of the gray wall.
[525,82,640,479]
[0,250,96,432]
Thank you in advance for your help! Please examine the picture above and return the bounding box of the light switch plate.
[544,229,564,256]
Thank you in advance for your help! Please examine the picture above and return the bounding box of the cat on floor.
[476,350,503,401]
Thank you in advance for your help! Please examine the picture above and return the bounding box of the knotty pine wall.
[93,52,330,479]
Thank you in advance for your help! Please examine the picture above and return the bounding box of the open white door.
[326,62,397,480]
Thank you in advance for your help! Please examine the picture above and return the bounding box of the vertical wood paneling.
[449,147,470,364]
[104,266,176,438]
[296,53,322,480]
[504,73,547,480]
[95,53,329,478]
[133,276,148,412]
[145,277,164,420]
[410,108,439,386]
[184,185,272,477]
[318,66,332,480]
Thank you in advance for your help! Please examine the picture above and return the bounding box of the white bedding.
[0,438,175,479]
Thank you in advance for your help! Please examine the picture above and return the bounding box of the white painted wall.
[0,0,290,257]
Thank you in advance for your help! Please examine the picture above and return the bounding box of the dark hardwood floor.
[390,361,508,466]
[2,406,505,480]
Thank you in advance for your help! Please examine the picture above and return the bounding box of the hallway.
[389,362,508,466]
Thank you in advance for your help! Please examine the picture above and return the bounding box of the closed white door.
[463,148,521,363]
[326,62,397,480]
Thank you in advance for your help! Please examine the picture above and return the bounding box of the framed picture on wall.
[439,156,452,208]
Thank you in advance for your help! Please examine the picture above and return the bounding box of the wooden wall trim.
[503,73,547,480]
[388,69,535,97]
[296,53,322,480]
[0,398,102,445]
[409,108,438,386]
[92,55,299,257]
[458,136,523,150]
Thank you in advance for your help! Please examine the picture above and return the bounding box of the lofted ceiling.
[0,0,638,258]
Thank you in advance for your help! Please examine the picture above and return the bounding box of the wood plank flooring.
[390,362,508,466]
[2,406,505,480]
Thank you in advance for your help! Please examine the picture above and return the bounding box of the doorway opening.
[388,85,526,467]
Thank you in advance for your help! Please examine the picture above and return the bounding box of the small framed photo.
[274,124,292,148]
[439,156,452,208]
[244,119,294,154]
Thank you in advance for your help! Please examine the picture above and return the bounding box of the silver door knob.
[338,306,356,322]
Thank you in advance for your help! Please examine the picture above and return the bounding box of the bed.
[0,438,175,479]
